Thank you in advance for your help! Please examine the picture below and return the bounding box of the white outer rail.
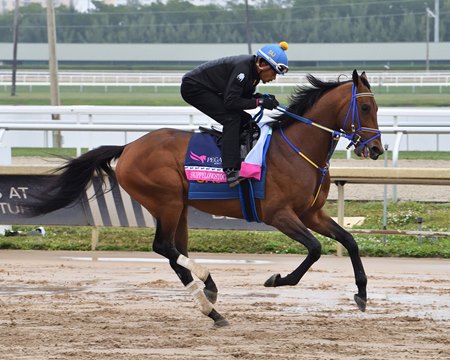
[1,106,449,163]
[1,123,449,134]
[0,105,203,116]
[0,123,199,131]
[1,104,450,121]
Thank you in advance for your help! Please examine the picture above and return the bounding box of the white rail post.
[383,144,389,244]
[91,226,99,251]
[0,129,11,165]
[392,131,404,202]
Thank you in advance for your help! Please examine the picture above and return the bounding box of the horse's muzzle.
[354,141,384,160]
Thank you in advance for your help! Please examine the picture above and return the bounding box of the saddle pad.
[184,132,267,200]
[184,132,226,183]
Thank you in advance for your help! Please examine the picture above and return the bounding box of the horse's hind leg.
[303,209,367,312]
[152,207,228,327]
[172,206,218,304]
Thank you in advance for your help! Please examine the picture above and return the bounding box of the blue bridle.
[341,83,382,149]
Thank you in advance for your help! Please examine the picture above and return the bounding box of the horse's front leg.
[264,209,322,287]
[302,209,367,312]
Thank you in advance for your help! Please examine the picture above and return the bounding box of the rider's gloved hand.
[256,95,279,110]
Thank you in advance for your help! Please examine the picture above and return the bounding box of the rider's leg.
[181,81,243,185]
[219,115,241,169]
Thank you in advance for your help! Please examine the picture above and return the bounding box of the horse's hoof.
[214,318,230,328]
[204,289,218,304]
[354,294,367,312]
[264,273,281,287]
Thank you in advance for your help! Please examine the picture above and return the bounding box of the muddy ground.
[0,250,448,359]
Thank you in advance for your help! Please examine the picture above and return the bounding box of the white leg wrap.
[177,254,210,282]
[186,281,213,315]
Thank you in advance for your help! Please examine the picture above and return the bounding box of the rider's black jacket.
[182,55,260,112]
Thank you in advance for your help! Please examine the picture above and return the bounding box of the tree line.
[0,0,449,43]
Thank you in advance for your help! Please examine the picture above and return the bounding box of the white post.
[0,146,11,165]
[392,131,404,202]
[0,130,11,165]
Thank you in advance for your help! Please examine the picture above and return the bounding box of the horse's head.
[342,70,384,160]
[276,71,383,161]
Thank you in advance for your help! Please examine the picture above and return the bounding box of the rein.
[271,83,381,207]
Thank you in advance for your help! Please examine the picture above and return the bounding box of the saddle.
[199,120,261,161]
[186,119,272,222]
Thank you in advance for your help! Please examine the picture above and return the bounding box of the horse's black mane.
[275,73,370,127]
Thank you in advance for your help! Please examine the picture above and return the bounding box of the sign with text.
[0,175,273,231]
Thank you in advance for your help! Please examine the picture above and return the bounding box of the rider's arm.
[223,63,258,111]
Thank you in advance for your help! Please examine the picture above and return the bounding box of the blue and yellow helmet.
[256,41,289,75]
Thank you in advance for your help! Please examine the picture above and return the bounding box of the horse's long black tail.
[27,145,125,216]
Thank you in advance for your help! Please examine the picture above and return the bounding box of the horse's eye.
[361,104,370,113]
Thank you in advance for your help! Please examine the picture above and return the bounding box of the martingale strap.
[279,125,334,207]
[276,83,381,207]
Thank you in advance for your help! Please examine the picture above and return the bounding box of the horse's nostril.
[369,146,383,160]
[371,146,383,156]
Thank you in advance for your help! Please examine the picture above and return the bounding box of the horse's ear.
[361,71,368,81]
[352,69,359,86]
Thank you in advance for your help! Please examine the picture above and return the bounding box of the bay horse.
[28,70,383,327]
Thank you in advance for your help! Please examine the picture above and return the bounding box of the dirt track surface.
[0,250,449,359]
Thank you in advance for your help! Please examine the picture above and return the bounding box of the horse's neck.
[273,81,353,168]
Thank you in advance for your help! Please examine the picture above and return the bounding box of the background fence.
[1,106,450,165]
[2,70,450,93]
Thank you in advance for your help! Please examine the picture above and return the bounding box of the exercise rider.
[181,41,289,187]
